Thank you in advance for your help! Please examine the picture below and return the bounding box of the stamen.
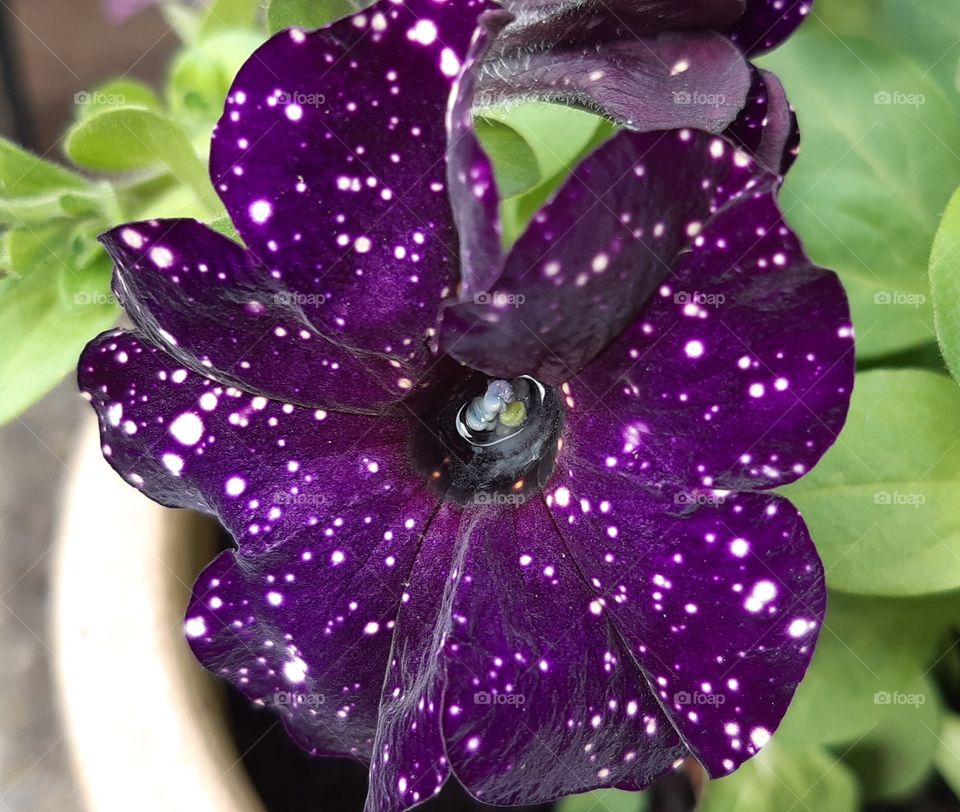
[463,379,515,432]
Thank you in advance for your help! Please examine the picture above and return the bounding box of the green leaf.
[777,591,954,746]
[555,789,647,812]
[74,78,162,120]
[198,0,262,38]
[697,740,859,812]
[759,29,960,359]
[0,137,87,198]
[474,118,541,199]
[266,0,368,33]
[0,226,117,425]
[780,369,960,596]
[64,107,219,212]
[480,102,614,245]
[843,675,942,802]
[167,30,264,120]
[207,213,242,243]
[930,183,960,384]
[935,712,960,801]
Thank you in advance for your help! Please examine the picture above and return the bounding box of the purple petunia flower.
[480,0,811,173]
[78,0,852,809]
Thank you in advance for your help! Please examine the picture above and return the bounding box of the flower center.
[410,368,564,506]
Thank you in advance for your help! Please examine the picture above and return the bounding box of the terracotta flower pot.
[52,413,265,812]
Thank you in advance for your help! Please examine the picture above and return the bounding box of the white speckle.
[440,48,460,77]
[267,591,283,606]
[225,476,246,497]
[364,621,379,635]
[554,487,571,508]
[750,727,771,748]
[684,340,705,359]
[249,200,273,224]
[169,412,204,446]
[749,383,765,398]
[184,617,206,638]
[150,247,173,268]
[121,228,143,249]
[199,393,218,411]
[283,658,308,683]
[730,538,749,558]
[285,104,303,121]
[788,618,814,637]
[409,19,437,44]
[355,236,372,253]
[162,453,184,475]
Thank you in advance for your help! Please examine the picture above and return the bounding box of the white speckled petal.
[101,219,424,412]
[545,460,825,777]
[209,0,496,366]
[562,178,853,491]
[440,500,685,804]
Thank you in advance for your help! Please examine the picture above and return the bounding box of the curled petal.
[478,30,751,135]
[209,0,494,370]
[725,67,799,175]
[441,501,684,804]
[545,461,825,777]
[102,219,424,412]
[439,130,764,384]
[722,0,814,55]
[563,182,854,491]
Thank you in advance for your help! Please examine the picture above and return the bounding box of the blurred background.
[0,2,175,809]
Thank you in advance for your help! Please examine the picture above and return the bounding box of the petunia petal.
[478,30,751,135]
[102,219,426,412]
[366,505,464,812]
[722,0,814,55]
[725,67,799,176]
[447,11,512,301]
[209,0,493,369]
[439,130,764,385]
[78,329,432,557]
[562,179,853,491]
[81,329,451,763]
[441,500,685,805]
[545,461,826,777]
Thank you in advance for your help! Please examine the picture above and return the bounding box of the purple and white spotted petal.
[209,0,493,371]
[81,328,451,764]
[545,461,825,777]
[78,330,434,557]
[724,68,799,176]
[447,10,513,301]
[440,501,685,804]
[478,31,751,135]
[439,130,765,385]
[562,180,853,491]
[102,219,425,412]
[722,0,814,55]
